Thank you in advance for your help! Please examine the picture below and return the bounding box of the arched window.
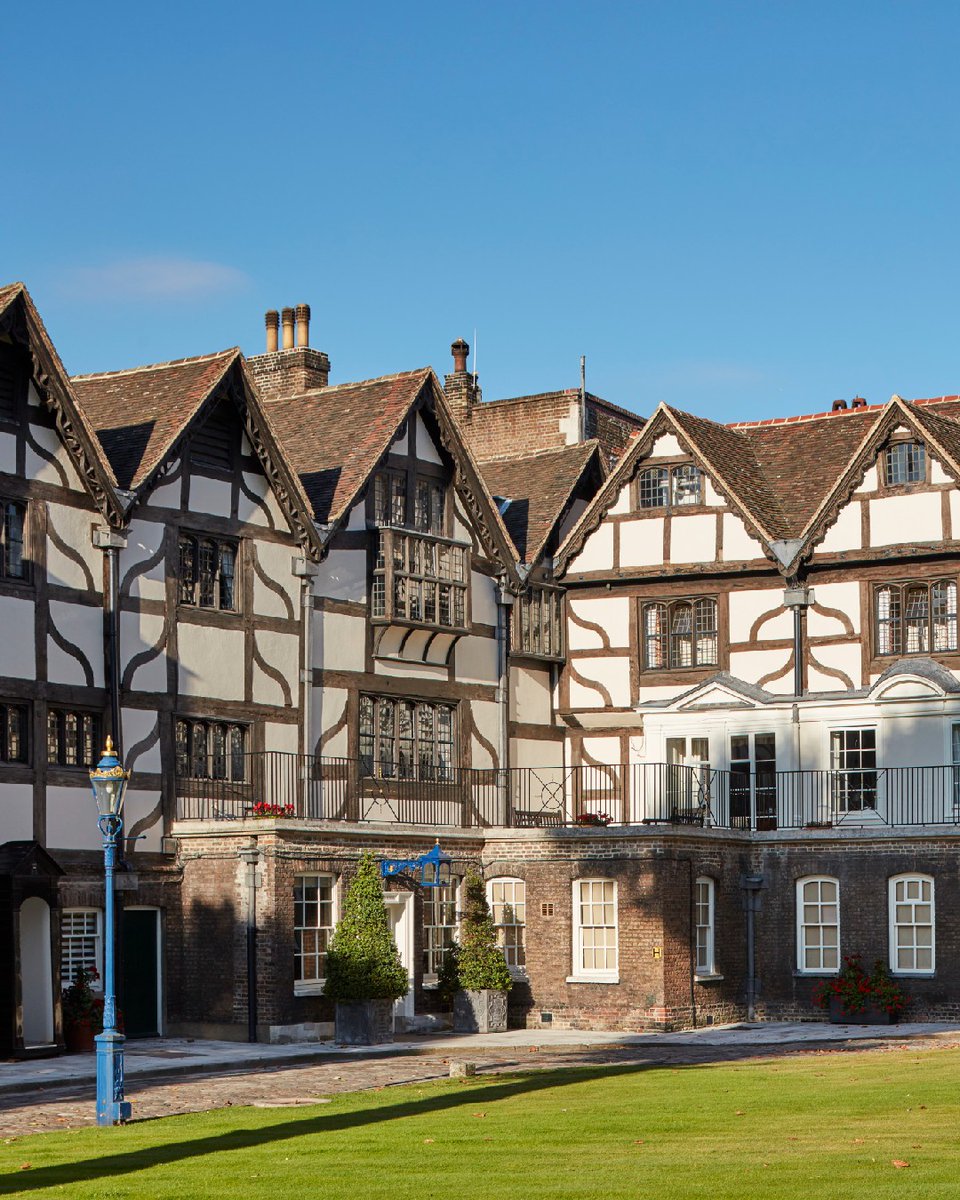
[889,874,934,975]
[796,876,840,974]
[642,598,718,670]
[875,580,957,655]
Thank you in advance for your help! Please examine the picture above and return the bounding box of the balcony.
[174,755,960,831]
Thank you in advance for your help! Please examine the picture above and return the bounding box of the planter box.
[453,989,508,1034]
[64,1020,96,1053]
[827,995,898,1025]
[334,999,395,1045]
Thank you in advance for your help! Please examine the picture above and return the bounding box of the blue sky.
[5,1,960,423]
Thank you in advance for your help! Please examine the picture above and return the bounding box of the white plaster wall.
[569,656,631,707]
[807,582,861,635]
[25,419,83,491]
[178,624,244,699]
[728,648,792,692]
[123,520,166,603]
[931,458,951,485]
[608,485,632,516]
[312,685,349,756]
[951,490,960,538]
[46,504,101,592]
[123,708,162,772]
[316,548,367,603]
[146,472,181,510]
[47,600,104,687]
[315,610,365,672]
[854,464,879,495]
[119,611,166,692]
[237,470,273,527]
[568,596,630,649]
[721,513,764,561]
[188,475,232,519]
[470,700,501,768]
[47,787,102,851]
[455,634,498,685]
[669,514,716,564]
[651,432,683,457]
[568,522,614,573]
[0,784,33,841]
[253,542,298,618]
[728,589,788,643]
[374,658,448,682]
[581,735,621,764]
[472,572,498,627]
[264,721,299,754]
[618,518,663,568]
[511,664,552,725]
[0,429,15,475]
[452,495,472,543]
[557,397,581,445]
[635,683,693,704]
[415,414,442,464]
[703,477,724,507]
[345,498,367,533]
[122,789,163,851]
[869,492,942,546]
[513,738,562,769]
[816,502,862,554]
[253,630,299,706]
[0,596,36,678]
[557,497,588,547]
[807,642,861,691]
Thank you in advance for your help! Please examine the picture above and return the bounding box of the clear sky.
[5,1,960,424]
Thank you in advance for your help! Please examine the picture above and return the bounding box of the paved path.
[3,1022,959,1139]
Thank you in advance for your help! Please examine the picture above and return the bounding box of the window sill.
[793,970,840,978]
[566,973,620,985]
[294,980,326,997]
[694,972,724,983]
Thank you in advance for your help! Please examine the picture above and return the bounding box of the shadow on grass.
[0,1062,650,1194]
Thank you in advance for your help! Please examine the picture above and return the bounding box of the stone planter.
[334,999,395,1045]
[827,995,898,1025]
[453,988,508,1034]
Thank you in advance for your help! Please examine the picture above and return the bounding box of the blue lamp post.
[89,736,132,1126]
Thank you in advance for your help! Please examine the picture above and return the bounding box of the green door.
[121,909,159,1037]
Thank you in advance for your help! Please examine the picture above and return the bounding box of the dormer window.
[638,465,703,509]
[884,442,925,486]
[374,470,446,535]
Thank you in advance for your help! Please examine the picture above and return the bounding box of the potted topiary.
[323,853,409,1045]
[61,966,103,1053]
[453,872,512,1033]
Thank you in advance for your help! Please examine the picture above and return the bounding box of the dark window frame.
[0,340,29,426]
[883,441,927,488]
[514,586,564,660]
[636,463,705,511]
[175,717,248,782]
[47,707,100,769]
[177,532,240,612]
[874,579,958,657]
[358,694,457,781]
[371,527,469,632]
[641,597,719,670]
[0,499,28,582]
[0,701,28,764]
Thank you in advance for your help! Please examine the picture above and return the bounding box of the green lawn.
[2,1047,958,1198]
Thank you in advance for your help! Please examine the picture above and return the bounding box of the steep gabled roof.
[266,369,521,579]
[0,282,124,526]
[478,440,605,563]
[73,350,238,490]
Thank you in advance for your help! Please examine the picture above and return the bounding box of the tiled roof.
[478,441,602,562]
[0,281,25,316]
[72,350,238,490]
[265,369,433,524]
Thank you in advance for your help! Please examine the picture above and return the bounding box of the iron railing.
[174,754,960,831]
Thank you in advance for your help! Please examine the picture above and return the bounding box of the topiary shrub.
[324,854,409,1003]
[456,872,512,993]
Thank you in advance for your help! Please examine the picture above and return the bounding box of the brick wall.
[247,348,330,400]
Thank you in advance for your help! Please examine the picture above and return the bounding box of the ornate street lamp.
[89,736,132,1126]
[380,841,452,888]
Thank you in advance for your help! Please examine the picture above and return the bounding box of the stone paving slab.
[2,1021,960,1139]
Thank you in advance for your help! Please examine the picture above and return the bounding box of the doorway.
[19,897,54,1047]
[121,908,161,1037]
[384,892,414,1029]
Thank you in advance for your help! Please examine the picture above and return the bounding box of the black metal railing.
[174,754,960,831]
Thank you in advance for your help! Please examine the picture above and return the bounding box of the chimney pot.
[832,399,848,412]
[851,396,867,409]
[265,310,279,354]
[281,307,295,351]
[451,338,470,374]
[295,303,311,348]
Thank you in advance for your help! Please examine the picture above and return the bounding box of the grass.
[1,1046,958,1198]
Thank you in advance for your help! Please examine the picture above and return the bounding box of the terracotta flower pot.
[64,1019,96,1053]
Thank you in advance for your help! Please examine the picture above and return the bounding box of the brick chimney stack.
[247,303,331,400]
[444,337,481,416]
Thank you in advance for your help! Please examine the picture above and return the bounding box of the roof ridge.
[71,347,238,381]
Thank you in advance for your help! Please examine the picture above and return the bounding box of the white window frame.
[293,874,336,996]
[889,874,935,976]
[422,879,460,985]
[796,876,840,975]
[61,908,103,991]
[694,877,716,977]
[568,878,619,984]
[488,877,527,978]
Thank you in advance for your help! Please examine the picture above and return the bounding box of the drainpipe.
[93,528,128,756]
[496,576,515,824]
[292,557,318,809]
[741,874,765,1022]
[782,583,815,700]
[686,858,697,1029]
[239,841,261,1043]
